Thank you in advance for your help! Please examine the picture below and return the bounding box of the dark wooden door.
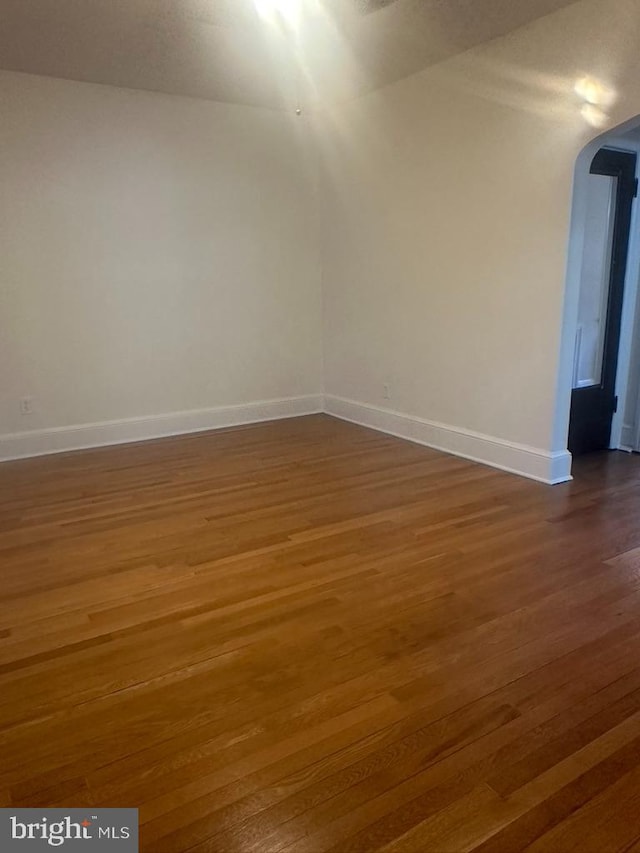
[568,148,637,456]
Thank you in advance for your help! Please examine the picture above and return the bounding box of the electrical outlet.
[383,383,391,400]
[20,396,34,415]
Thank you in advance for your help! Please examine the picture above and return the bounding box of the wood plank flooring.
[2,414,640,851]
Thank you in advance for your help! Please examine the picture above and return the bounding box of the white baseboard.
[619,422,636,452]
[0,393,573,485]
[0,395,323,462]
[324,395,572,485]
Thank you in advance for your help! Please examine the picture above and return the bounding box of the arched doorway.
[553,116,640,476]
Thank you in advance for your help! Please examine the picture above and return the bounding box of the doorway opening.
[555,117,640,475]
[568,147,637,455]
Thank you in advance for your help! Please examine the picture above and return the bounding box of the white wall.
[573,173,616,389]
[0,71,322,455]
[602,130,640,452]
[7,1,640,479]
[318,0,640,482]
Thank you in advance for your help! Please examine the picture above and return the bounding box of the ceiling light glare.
[581,103,608,129]
[253,0,302,27]
[575,76,600,104]
[574,76,616,108]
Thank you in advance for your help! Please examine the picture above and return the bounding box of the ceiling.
[0,0,581,110]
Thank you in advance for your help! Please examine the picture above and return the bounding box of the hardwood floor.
[2,414,640,851]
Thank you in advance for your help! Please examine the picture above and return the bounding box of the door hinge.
[613,395,619,413]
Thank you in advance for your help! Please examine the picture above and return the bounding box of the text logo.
[1,809,138,851]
